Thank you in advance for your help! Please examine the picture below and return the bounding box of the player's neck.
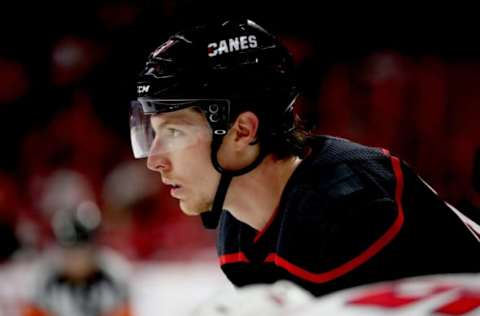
[224,155,302,231]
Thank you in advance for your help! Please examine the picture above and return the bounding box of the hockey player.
[22,202,132,316]
[129,18,480,296]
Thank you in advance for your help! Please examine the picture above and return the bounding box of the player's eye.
[167,127,183,137]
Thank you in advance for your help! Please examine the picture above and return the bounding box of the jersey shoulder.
[285,136,397,216]
[275,136,401,275]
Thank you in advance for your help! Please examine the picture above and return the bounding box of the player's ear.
[217,111,260,170]
[230,111,259,149]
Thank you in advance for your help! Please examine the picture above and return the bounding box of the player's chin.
[179,200,210,216]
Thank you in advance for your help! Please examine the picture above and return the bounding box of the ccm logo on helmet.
[137,85,150,94]
[208,35,258,57]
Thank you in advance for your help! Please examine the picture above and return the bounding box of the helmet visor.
[130,100,213,159]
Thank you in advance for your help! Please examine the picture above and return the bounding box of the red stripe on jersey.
[262,155,405,283]
[219,252,249,265]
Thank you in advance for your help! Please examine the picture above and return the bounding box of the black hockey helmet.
[131,18,298,159]
[130,18,298,228]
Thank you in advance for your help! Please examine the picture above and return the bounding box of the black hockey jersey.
[217,136,480,296]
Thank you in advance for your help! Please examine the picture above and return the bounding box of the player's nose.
[147,154,171,173]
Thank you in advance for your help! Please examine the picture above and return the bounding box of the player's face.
[60,245,96,279]
[147,108,220,215]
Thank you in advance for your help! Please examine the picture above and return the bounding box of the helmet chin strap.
[201,135,267,229]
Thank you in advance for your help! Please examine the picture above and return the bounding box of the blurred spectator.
[22,201,132,316]
[21,90,123,199]
[50,36,105,87]
[314,53,480,208]
[18,169,97,260]
[100,160,163,259]
[36,169,96,219]
[100,160,215,260]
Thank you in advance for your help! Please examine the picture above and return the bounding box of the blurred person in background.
[22,201,133,316]
[100,160,214,260]
[128,17,480,297]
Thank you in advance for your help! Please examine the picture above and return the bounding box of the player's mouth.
[166,184,183,198]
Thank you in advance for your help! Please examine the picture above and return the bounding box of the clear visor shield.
[130,101,213,159]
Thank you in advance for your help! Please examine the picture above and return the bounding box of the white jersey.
[191,280,314,316]
[295,273,480,316]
